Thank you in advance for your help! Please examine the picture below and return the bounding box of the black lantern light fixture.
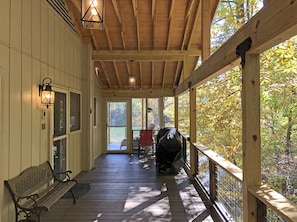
[81,0,104,29]
[39,77,55,108]
[128,60,136,88]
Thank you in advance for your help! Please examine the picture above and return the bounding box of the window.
[54,92,67,137]
[70,92,81,132]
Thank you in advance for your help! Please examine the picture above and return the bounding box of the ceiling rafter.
[186,0,196,20]
[164,0,175,89]
[91,30,100,49]
[132,0,140,50]
[100,61,111,88]
[104,25,113,49]
[95,67,104,88]
[64,0,90,43]
[173,0,200,85]
[169,0,175,19]
[151,0,155,19]
[173,61,182,88]
[121,32,126,49]
[111,0,122,25]
[188,1,201,47]
[112,61,122,88]
[132,0,138,17]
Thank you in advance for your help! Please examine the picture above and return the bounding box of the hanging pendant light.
[128,60,136,88]
[81,0,104,30]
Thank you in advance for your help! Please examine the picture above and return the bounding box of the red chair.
[138,130,153,156]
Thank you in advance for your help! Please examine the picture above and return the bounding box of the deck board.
[41,153,217,222]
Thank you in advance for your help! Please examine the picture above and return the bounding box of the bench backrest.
[4,161,55,200]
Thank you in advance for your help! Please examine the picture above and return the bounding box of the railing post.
[191,143,198,178]
[256,199,267,222]
[189,87,197,178]
[209,161,217,202]
[242,54,261,221]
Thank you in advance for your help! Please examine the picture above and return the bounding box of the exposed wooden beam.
[185,0,195,20]
[132,0,140,50]
[92,50,201,61]
[104,25,113,49]
[173,61,182,88]
[176,0,297,95]
[101,88,175,98]
[188,0,201,47]
[65,0,91,44]
[151,0,155,19]
[201,0,211,61]
[112,61,122,88]
[90,30,99,49]
[100,61,111,88]
[169,0,175,19]
[111,0,122,25]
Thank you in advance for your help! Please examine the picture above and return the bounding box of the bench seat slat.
[37,181,77,210]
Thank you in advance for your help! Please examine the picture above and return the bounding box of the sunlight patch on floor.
[122,197,171,222]
[123,186,162,212]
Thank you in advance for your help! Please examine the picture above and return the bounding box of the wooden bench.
[4,161,78,222]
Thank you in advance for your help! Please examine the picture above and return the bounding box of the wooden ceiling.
[64,0,219,94]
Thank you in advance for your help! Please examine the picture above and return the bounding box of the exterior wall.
[0,0,100,221]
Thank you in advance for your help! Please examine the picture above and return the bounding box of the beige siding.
[0,0,99,220]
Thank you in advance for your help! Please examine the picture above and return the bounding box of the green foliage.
[178,92,190,135]
[194,0,297,205]
[196,69,242,166]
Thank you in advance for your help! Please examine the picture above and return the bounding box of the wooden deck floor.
[41,153,219,222]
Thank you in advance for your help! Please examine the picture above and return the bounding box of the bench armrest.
[54,170,73,181]
[17,193,39,209]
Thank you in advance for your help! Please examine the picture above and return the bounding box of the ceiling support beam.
[101,88,175,98]
[92,50,201,61]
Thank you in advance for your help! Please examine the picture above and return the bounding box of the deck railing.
[179,134,297,222]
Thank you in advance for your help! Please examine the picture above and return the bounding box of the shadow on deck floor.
[41,153,219,222]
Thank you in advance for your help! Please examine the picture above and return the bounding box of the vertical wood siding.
[0,0,91,221]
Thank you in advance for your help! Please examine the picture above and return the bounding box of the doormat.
[62,183,91,198]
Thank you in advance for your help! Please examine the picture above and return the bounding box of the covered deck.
[41,152,222,222]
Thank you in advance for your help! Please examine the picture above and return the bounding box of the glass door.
[53,91,67,180]
[107,101,128,152]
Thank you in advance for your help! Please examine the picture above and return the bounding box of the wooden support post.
[158,97,165,128]
[201,0,211,61]
[189,87,197,178]
[242,54,261,222]
[174,96,178,130]
[209,161,218,202]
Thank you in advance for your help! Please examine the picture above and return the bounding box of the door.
[106,101,129,152]
[53,91,67,180]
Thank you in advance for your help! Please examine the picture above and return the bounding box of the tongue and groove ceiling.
[53,0,219,93]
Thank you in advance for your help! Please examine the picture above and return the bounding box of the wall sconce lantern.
[39,77,55,108]
[81,0,104,30]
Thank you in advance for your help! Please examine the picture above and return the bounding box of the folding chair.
[138,130,153,156]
